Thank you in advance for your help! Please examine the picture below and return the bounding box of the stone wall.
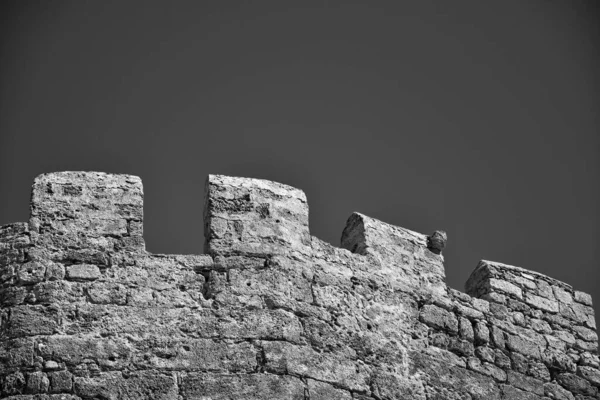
[0,171,598,399]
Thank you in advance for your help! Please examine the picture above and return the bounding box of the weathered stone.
[475,346,495,363]
[1,372,25,396]
[579,352,600,368]
[574,291,593,306]
[490,278,523,299]
[501,384,544,400]
[261,341,370,393]
[48,370,72,393]
[578,366,600,386]
[467,357,507,381]
[0,172,598,400]
[427,230,447,254]
[526,293,559,313]
[370,369,426,400]
[543,348,577,372]
[65,264,101,281]
[448,337,475,357]
[530,318,552,334]
[506,335,541,359]
[455,303,485,320]
[528,361,551,382]
[16,262,46,285]
[472,297,490,314]
[5,306,58,337]
[510,351,529,374]
[556,373,598,396]
[491,325,506,349]
[544,381,576,400]
[43,361,59,371]
[307,378,352,399]
[180,373,305,399]
[26,371,49,394]
[573,326,598,342]
[205,174,311,257]
[474,321,490,345]
[75,371,177,399]
[44,262,65,281]
[419,304,458,333]
[554,286,574,304]
[536,280,554,299]
[507,371,544,395]
[459,317,474,341]
[490,302,509,320]
[495,350,511,369]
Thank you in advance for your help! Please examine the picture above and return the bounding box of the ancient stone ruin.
[1,171,598,399]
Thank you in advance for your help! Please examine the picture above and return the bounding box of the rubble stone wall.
[0,171,598,399]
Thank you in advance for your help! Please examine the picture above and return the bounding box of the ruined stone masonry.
[1,171,598,399]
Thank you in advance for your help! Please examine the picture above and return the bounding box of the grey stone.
[419,304,459,333]
[525,293,560,313]
[575,291,593,306]
[427,230,447,254]
[459,317,474,341]
[578,366,600,387]
[474,321,490,345]
[544,382,576,400]
[65,264,101,281]
[507,371,544,395]
[0,171,598,400]
[556,373,598,396]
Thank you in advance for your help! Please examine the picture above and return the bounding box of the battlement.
[203,174,311,257]
[29,171,145,258]
[467,260,595,325]
[0,171,597,399]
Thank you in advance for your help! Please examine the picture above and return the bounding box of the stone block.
[306,379,352,399]
[180,373,305,400]
[74,371,177,400]
[578,366,600,387]
[506,335,541,359]
[459,317,474,341]
[25,371,49,394]
[48,370,72,393]
[525,293,559,313]
[261,341,370,393]
[544,382,576,400]
[554,286,574,304]
[507,371,544,396]
[16,262,46,285]
[65,264,101,281]
[556,373,598,396]
[5,305,58,337]
[474,321,490,345]
[489,278,523,299]
[419,304,458,333]
[500,385,544,400]
[204,174,310,257]
[574,291,593,306]
[467,357,507,381]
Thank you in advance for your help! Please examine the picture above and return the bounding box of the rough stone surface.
[0,171,598,399]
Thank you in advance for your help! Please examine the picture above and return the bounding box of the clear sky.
[1,1,599,308]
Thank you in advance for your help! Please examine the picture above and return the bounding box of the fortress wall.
[0,172,598,400]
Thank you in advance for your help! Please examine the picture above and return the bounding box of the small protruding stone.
[65,264,101,281]
[427,230,447,254]
[44,360,60,370]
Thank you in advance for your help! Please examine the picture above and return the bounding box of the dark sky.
[1,1,599,307]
